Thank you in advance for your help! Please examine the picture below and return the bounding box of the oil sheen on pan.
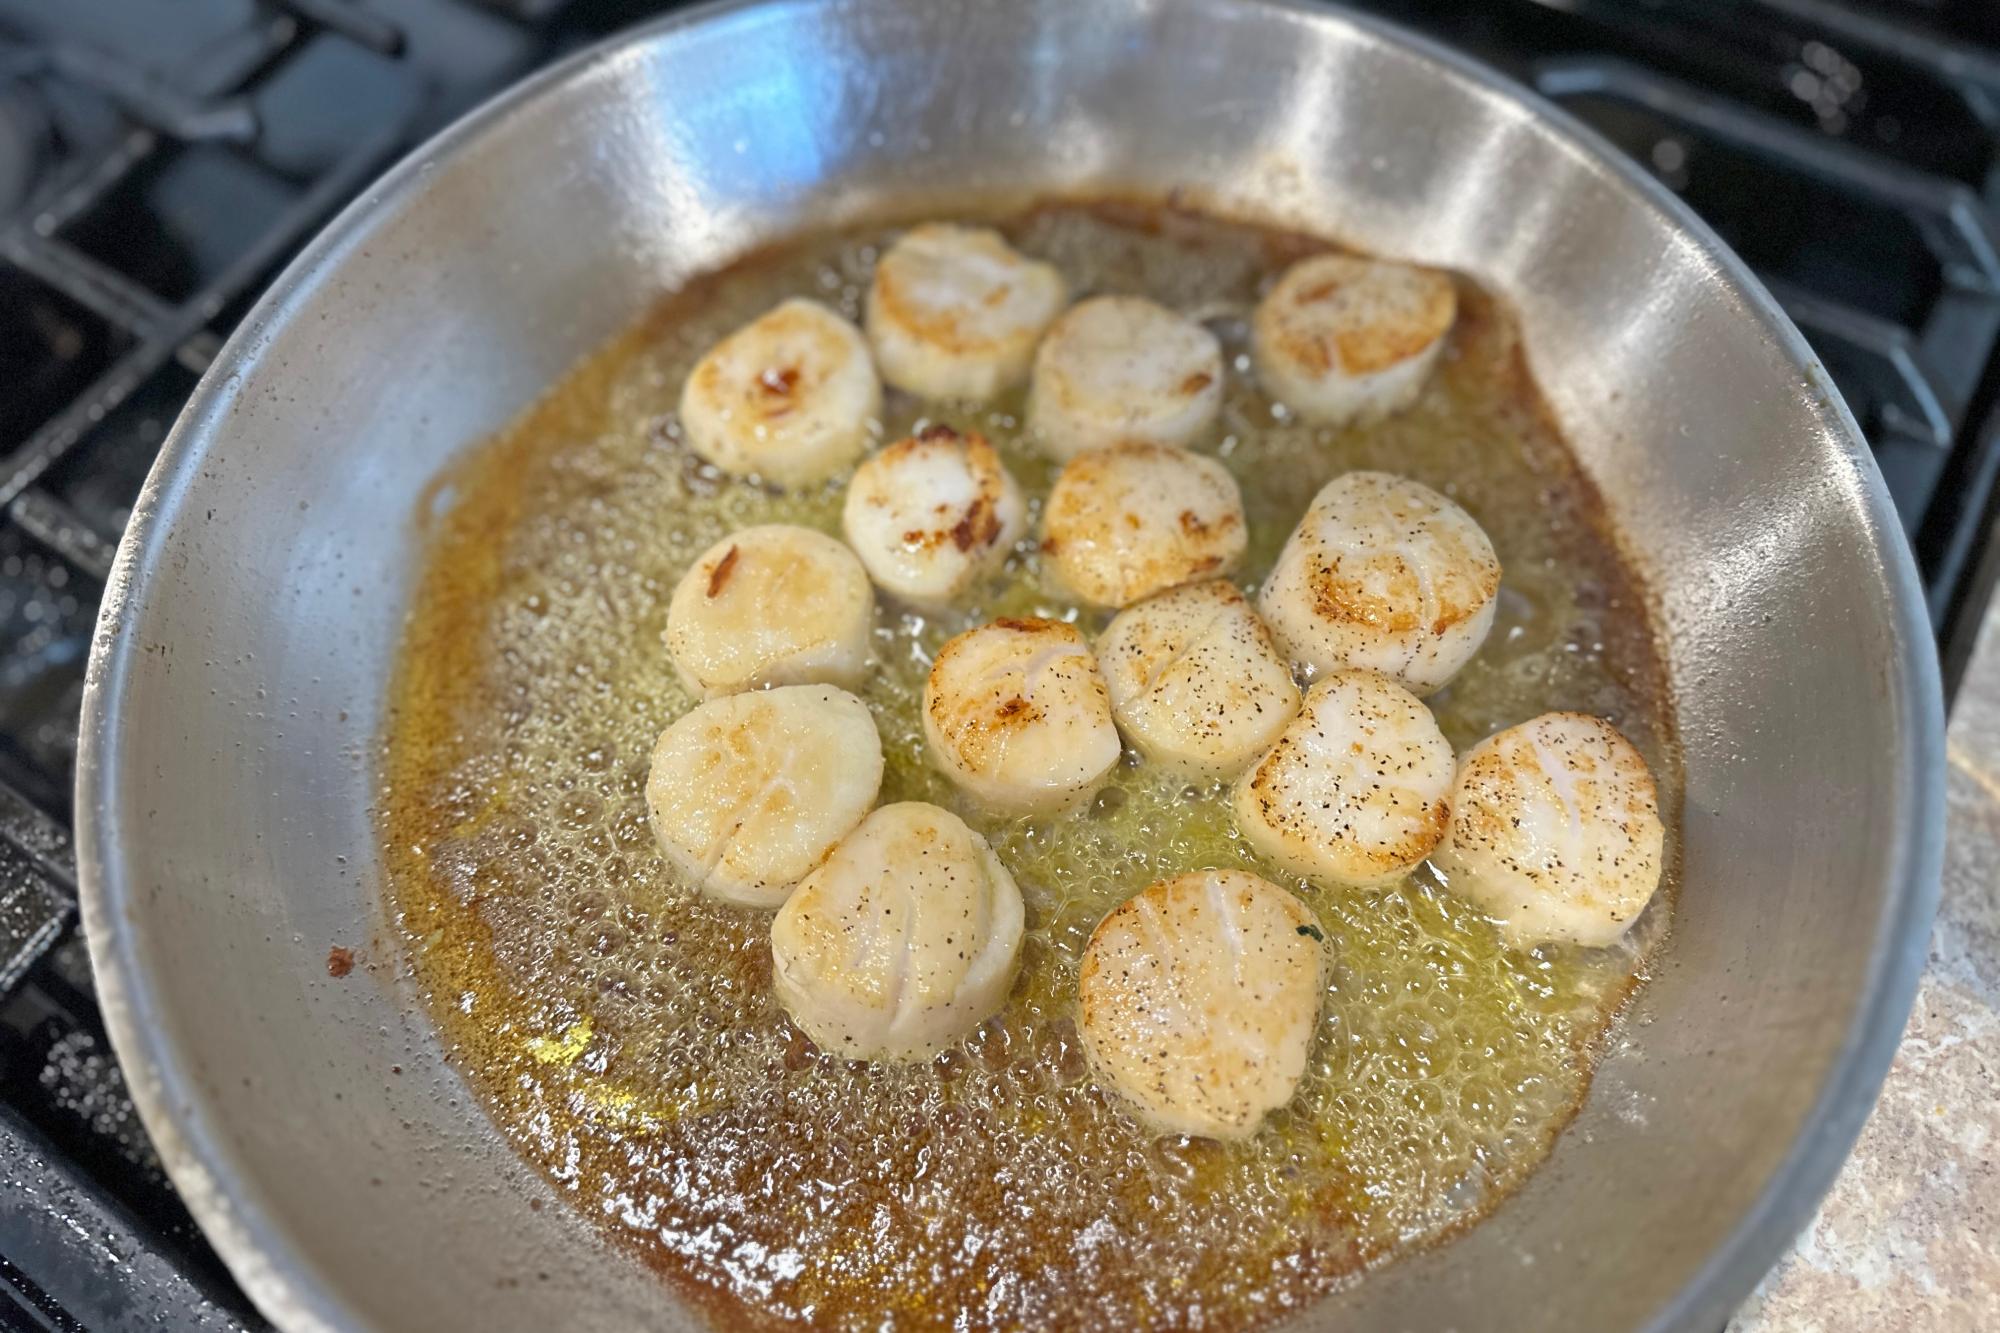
[379,201,1680,1331]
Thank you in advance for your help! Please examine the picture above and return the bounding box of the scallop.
[1252,253,1456,425]
[1040,441,1246,609]
[678,297,881,486]
[1258,471,1499,696]
[771,802,1025,1060]
[1027,295,1223,459]
[1232,669,1454,888]
[1096,580,1301,780]
[922,617,1122,815]
[664,525,875,698]
[840,424,1026,610]
[645,685,884,908]
[865,223,1068,401]
[1433,712,1666,948]
[1079,869,1327,1140]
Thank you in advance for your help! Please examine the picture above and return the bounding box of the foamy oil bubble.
[380,203,1678,1330]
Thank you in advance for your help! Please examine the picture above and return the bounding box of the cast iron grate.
[0,0,1992,1326]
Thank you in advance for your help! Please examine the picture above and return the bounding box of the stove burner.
[0,79,47,220]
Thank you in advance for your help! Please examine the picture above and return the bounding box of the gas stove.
[0,1,1990,1326]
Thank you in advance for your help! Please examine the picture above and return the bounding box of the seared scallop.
[645,685,884,908]
[865,224,1068,401]
[840,424,1026,610]
[922,617,1121,815]
[1252,254,1456,425]
[1041,441,1246,608]
[1027,296,1223,460]
[1258,471,1499,696]
[1232,669,1454,888]
[1079,869,1326,1140]
[678,297,881,486]
[1433,712,1665,948]
[771,801,1025,1060]
[1097,580,1300,780]
[665,525,874,698]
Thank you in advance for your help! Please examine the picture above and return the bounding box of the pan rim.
[74,1,1946,1330]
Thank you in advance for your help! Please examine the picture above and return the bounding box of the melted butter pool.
[381,202,1678,1330]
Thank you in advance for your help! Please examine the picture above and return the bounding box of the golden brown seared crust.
[1231,670,1455,887]
[871,237,980,352]
[1095,580,1301,780]
[1041,442,1246,607]
[1304,478,1497,636]
[927,618,1084,749]
[704,543,740,598]
[921,617,1121,813]
[665,525,875,697]
[868,224,1059,354]
[864,224,1068,403]
[867,426,1009,553]
[678,297,879,485]
[691,300,851,424]
[989,614,1068,635]
[1026,295,1225,458]
[1258,471,1500,695]
[1077,869,1326,1139]
[1257,254,1457,377]
[1437,711,1664,946]
[842,423,1027,610]
[1240,740,1449,880]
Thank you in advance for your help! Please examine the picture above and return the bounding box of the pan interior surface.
[379,201,1679,1328]
[77,2,1942,1332]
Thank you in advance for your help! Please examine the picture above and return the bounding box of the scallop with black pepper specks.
[841,424,1026,610]
[1097,579,1300,780]
[1232,669,1455,888]
[645,684,884,908]
[1432,712,1665,948]
[1252,253,1457,426]
[923,616,1122,815]
[1258,470,1500,696]
[771,801,1025,1060]
[1079,869,1327,1140]
[1041,441,1246,609]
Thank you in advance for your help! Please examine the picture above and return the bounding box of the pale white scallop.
[645,685,884,908]
[678,297,882,486]
[771,802,1025,1061]
[1040,441,1246,608]
[865,224,1068,401]
[664,525,874,698]
[1433,712,1666,949]
[1258,471,1499,696]
[840,425,1026,610]
[1079,870,1326,1140]
[1232,669,1454,888]
[1026,295,1223,460]
[1252,253,1457,426]
[922,617,1121,816]
[1097,580,1300,780]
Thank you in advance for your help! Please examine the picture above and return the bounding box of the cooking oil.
[381,203,1676,1330]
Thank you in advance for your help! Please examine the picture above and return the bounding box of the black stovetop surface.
[0,1,1992,1326]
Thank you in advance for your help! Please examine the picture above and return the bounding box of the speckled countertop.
[1728,605,2000,1331]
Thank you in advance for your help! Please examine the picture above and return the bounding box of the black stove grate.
[0,0,1991,1326]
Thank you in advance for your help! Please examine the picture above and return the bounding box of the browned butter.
[380,201,1678,1330]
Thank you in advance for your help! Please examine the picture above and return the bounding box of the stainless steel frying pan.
[75,1,1945,1329]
